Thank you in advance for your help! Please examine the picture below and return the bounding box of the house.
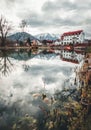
[61,30,85,45]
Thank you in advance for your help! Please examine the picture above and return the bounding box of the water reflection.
[0,48,87,130]
[0,48,85,76]
[0,49,14,76]
[0,48,41,76]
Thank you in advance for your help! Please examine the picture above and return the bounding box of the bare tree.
[0,15,12,46]
[19,19,27,32]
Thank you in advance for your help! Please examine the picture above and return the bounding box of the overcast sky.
[0,0,91,37]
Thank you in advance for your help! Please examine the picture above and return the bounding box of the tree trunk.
[1,38,6,46]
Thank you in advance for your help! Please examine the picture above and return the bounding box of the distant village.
[0,16,91,49]
[0,29,91,65]
[1,16,90,76]
[1,29,90,48]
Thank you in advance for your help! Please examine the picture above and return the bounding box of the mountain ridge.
[7,32,60,42]
[7,32,37,42]
[35,33,60,41]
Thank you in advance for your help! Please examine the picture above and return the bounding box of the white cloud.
[0,0,91,37]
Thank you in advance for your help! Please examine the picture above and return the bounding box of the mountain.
[7,32,37,42]
[35,33,60,41]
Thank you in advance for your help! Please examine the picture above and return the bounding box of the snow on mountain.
[35,33,60,41]
[7,32,37,41]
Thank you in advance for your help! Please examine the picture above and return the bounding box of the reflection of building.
[61,30,85,45]
[60,50,84,64]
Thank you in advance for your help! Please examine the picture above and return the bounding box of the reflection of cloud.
[0,55,77,128]
[0,55,76,101]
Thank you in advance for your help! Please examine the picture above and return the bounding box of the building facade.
[61,30,85,45]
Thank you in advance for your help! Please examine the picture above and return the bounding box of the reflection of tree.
[27,49,31,57]
[17,49,32,59]
[0,50,13,76]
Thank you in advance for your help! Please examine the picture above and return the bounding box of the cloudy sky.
[0,0,91,37]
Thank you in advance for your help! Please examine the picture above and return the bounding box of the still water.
[0,49,84,130]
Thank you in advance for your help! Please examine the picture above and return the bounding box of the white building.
[61,30,85,45]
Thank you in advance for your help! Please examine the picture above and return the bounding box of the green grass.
[86,47,91,52]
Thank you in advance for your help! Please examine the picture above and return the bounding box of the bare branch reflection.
[0,49,13,76]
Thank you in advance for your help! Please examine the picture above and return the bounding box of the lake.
[0,48,85,130]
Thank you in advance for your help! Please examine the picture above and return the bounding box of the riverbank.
[0,45,91,53]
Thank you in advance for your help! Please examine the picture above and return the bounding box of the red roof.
[62,30,83,37]
[62,58,79,64]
